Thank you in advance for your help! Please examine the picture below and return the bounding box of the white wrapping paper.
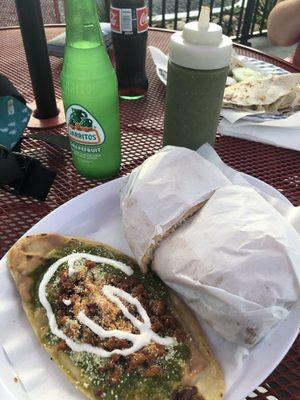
[197,144,300,233]
[152,185,300,347]
[121,145,300,347]
[219,112,300,151]
[120,146,230,268]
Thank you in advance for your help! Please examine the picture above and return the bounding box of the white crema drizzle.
[38,253,174,357]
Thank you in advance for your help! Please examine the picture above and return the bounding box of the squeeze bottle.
[164,7,232,149]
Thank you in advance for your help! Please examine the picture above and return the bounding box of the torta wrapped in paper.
[152,185,300,347]
[121,147,300,347]
[120,146,230,272]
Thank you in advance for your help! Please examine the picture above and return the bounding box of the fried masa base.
[7,234,224,400]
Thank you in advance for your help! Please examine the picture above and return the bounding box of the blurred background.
[1,0,296,59]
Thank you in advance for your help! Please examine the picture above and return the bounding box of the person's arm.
[267,0,300,46]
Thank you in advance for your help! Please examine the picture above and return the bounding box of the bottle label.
[136,6,148,33]
[110,7,122,33]
[66,105,105,152]
[110,6,148,35]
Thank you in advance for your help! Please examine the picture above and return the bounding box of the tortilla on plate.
[8,233,224,400]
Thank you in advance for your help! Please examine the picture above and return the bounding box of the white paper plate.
[0,175,299,400]
[156,55,288,87]
[238,55,288,76]
[156,66,167,85]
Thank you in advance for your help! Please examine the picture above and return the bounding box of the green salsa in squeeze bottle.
[164,7,232,149]
[61,0,121,180]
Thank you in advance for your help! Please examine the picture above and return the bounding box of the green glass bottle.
[61,0,121,180]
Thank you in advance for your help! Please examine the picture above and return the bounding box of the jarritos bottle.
[110,0,149,99]
[61,0,121,180]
